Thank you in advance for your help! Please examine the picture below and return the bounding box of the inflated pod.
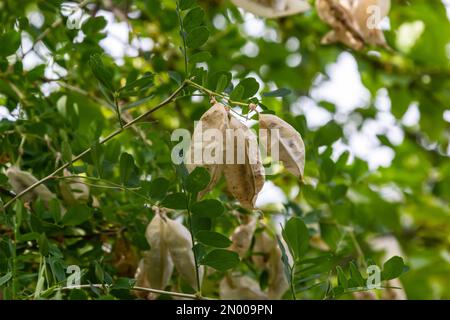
[164,217,204,290]
[186,102,229,198]
[6,166,56,205]
[231,0,310,18]
[144,213,174,290]
[59,169,90,205]
[352,0,390,46]
[230,216,258,258]
[259,114,305,179]
[219,274,268,300]
[223,115,265,209]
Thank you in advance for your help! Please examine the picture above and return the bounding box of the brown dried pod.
[315,0,364,51]
[230,216,258,258]
[259,114,305,179]
[59,169,90,206]
[164,217,204,290]
[352,0,390,47]
[185,102,229,198]
[6,166,56,205]
[134,255,152,299]
[252,230,289,299]
[223,116,265,209]
[231,0,310,18]
[144,213,174,290]
[219,274,268,300]
[112,235,139,277]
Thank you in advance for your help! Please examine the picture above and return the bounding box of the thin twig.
[59,284,211,300]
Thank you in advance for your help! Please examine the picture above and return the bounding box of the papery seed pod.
[134,256,152,299]
[112,235,139,277]
[6,166,56,205]
[316,0,365,50]
[267,243,289,299]
[352,0,390,47]
[59,169,90,206]
[219,274,268,300]
[230,216,258,258]
[231,0,310,18]
[144,213,174,290]
[252,231,276,268]
[252,230,289,299]
[185,102,229,198]
[164,217,203,290]
[223,116,265,210]
[259,114,305,179]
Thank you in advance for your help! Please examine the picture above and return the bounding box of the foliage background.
[0,0,449,300]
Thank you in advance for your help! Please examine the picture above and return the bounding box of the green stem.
[186,194,201,295]
[113,93,124,129]
[290,265,296,300]
[185,79,250,107]
[176,1,188,75]
[11,215,17,299]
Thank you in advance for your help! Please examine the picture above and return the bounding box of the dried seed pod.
[223,116,265,209]
[267,243,289,299]
[252,231,276,268]
[6,166,56,205]
[134,255,152,299]
[259,114,305,179]
[231,0,310,18]
[112,235,139,277]
[219,274,268,300]
[352,0,390,47]
[164,217,203,290]
[185,102,228,198]
[230,216,258,258]
[59,169,90,205]
[316,0,389,50]
[144,213,174,290]
[252,230,289,299]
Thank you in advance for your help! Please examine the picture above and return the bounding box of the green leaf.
[262,88,291,97]
[0,31,20,57]
[186,26,209,49]
[62,204,91,226]
[201,249,239,271]
[282,217,309,259]
[314,121,343,147]
[0,272,12,286]
[118,73,154,96]
[89,54,115,92]
[161,193,188,210]
[38,233,49,256]
[179,0,196,10]
[208,71,232,93]
[148,177,170,200]
[186,167,210,194]
[336,266,348,289]
[82,16,107,34]
[61,140,72,164]
[191,199,224,218]
[189,51,212,64]
[119,152,139,187]
[349,262,365,287]
[231,78,259,100]
[276,235,292,283]
[192,215,211,234]
[196,231,231,248]
[382,256,405,281]
[183,7,204,32]
[90,140,104,178]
